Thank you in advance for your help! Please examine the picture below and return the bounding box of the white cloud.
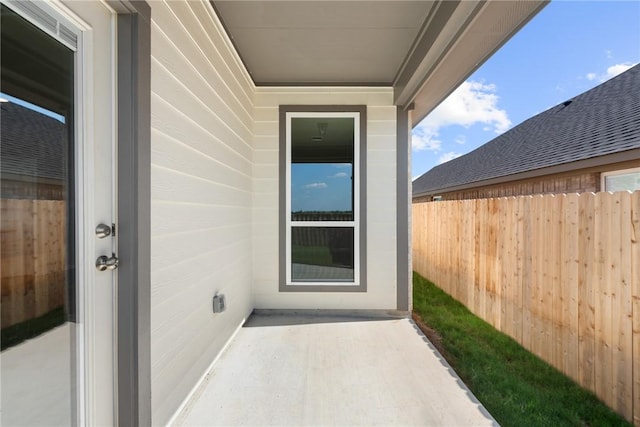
[455,135,466,145]
[329,172,348,178]
[411,129,442,152]
[604,63,636,80]
[438,152,463,164]
[605,50,613,59]
[304,182,327,189]
[586,62,638,83]
[412,80,511,152]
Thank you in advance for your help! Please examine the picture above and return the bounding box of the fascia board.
[396,0,548,125]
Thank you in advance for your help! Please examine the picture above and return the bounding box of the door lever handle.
[96,254,119,271]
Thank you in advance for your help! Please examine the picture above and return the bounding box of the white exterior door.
[1,0,117,424]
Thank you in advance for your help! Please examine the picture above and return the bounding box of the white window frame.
[601,166,640,192]
[285,111,360,286]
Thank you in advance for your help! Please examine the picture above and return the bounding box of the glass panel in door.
[1,4,77,425]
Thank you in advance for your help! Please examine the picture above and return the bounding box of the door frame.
[109,1,151,425]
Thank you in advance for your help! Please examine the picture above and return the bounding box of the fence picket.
[615,192,633,419]
[595,192,614,410]
[563,193,580,382]
[579,193,597,391]
[549,195,562,369]
[1,199,67,328]
[521,196,533,350]
[631,191,640,426]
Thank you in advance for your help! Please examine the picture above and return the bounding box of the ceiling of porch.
[212,0,548,123]
[212,1,434,85]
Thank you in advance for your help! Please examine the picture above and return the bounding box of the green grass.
[292,245,332,266]
[1,306,66,351]
[412,272,631,427]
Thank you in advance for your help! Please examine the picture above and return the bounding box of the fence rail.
[412,191,640,425]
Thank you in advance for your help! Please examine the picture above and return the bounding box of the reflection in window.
[603,169,640,192]
[1,97,70,346]
[1,3,76,425]
[291,227,354,282]
[291,163,353,221]
[286,113,360,286]
[291,117,354,222]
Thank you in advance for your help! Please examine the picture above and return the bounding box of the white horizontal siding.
[149,1,254,425]
[152,1,253,121]
[152,94,251,175]
[252,88,398,310]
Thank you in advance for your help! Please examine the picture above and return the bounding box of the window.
[279,107,366,291]
[1,3,77,423]
[602,167,640,192]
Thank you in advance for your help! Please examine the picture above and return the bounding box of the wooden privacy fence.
[1,199,67,328]
[412,191,640,425]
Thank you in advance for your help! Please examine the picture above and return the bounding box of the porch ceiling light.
[312,122,328,142]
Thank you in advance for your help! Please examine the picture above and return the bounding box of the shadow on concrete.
[243,309,406,327]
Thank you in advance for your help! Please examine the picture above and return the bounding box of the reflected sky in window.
[291,163,352,213]
[0,92,65,123]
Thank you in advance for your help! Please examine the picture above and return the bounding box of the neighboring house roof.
[1,101,67,181]
[413,64,640,198]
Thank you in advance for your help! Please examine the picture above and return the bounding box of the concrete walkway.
[175,313,498,426]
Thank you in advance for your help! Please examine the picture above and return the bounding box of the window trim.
[279,105,367,293]
[286,112,360,286]
[601,166,640,192]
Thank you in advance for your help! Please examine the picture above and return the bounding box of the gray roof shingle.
[412,63,640,197]
[1,101,68,181]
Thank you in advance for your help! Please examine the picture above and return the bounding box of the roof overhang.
[395,0,548,124]
[212,0,548,126]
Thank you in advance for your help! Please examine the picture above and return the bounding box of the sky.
[411,0,640,180]
[292,163,353,212]
[0,92,66,123]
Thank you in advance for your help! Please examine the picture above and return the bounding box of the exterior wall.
[413,159,640,202]
[252,88,398,309]
[149,2,254,424]
[414,172,598,202]
[147,2,405,422]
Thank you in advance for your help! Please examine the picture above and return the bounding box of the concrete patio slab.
[174,313,498,426]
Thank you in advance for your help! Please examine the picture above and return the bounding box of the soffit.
[212,1,435,85]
